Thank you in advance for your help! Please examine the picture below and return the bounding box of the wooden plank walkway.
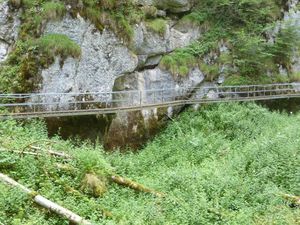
[1,83,300,119]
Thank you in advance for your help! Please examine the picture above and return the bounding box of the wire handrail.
[0,82,300,119]
[0,82,298,98]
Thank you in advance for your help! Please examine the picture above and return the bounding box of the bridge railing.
[0,83,300,116]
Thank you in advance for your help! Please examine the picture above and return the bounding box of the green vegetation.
[160,0,300,82]
[142,5,158,19]
[72,0,144,42]
[0,0,80,93]
[42,1,66,21]
[161,50,197,77]
[0,103,299,224]
[1,0,299,92]
[146,19,167,36]
[290,72,300,82]
[35,34,81,59]
[0,0,146,93]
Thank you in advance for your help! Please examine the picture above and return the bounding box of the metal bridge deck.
[1,83,300,119]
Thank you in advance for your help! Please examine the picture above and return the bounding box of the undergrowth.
[160,0,300,82]
[145,19,167,36]
[0,103,299,224]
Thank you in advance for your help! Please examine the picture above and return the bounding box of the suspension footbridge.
[1,83,300,119]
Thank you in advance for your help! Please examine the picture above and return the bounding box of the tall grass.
[0,103,299,224]
[36,34,81,59]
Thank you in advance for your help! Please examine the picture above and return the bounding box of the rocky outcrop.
[29,8,203,149]
[133,20,201,67]
[38,15,201,105]
[155,0,194,13]
[284,3,300,74]
[0,0,20,62]
[104,67,204,149]
[40,15,138,104]
[136,0,194,13]
[268,0,300,75]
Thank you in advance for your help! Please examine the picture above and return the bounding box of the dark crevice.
[137,64,158,72]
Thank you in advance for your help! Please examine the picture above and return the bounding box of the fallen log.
[29,145,72,159]
[111,175,164,197]
[0,148,41,157]
[22,139,58,151]
[57,164,165,197]
[1,147,164,197]
[280,193,300,205]
[0,148,71,159]
[0,173,92,225]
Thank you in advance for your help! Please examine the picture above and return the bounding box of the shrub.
[289,72,300,82]
[36,34,81,59]
[142,5,158,18]
[1,103,300,224]
[160,51,196,77]
[42,2,66,20]
[146,19,167,36]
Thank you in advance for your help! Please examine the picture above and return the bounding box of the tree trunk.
[0,173,92,225]
[111,175,164,197]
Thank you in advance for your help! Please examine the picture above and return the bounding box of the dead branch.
[0,147,71,159]
[0,148,41,157]
[0,173,92,225]
[1,146,163,197]
[29,145,72,159]
[280,193,300,205]
[22,139,58,151]
[110,175,165,197]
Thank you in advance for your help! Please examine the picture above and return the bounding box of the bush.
[289,72,300,82]
[146,19,167,35]
[160,51,196,77]
[42,2,66,20]
[36,34,81,59]
[162,0,300,81]
[0,103,299,224]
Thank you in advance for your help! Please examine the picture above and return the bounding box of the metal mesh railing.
[0,83,300,119]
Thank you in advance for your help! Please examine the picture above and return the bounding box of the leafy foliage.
[161,0,300,83]
[0,103,299,224]
[35,34,81,59]
[146,19,167,36]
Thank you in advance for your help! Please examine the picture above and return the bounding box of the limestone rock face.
[135,0,154,6]
[136,0,194,12]
[285,9,300,74]
[269,0,300,76]
[32,9,203,149]
[155,0,194,13]
[104,67,205,150]
[113,67,204,106]
[0,42,9,61]
[0,0,20,62]
[133,21,201,67]
[39,15,201,105]
[40,16,138,103]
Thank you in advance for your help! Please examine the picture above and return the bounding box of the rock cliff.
[0,0,19,62]
[1,0,300,149]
